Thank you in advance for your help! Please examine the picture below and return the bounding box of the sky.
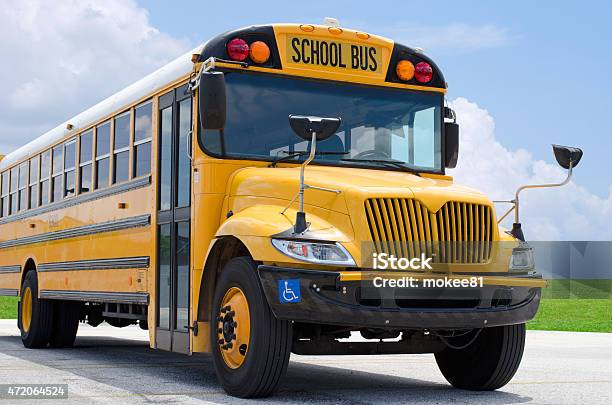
[0,0,610,240]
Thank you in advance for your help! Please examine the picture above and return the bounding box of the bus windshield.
[201,72,443,172]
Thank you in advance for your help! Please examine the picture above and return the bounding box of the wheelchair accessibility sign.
[278,279,301,303]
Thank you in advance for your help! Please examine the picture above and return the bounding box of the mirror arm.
[280,134,341,218]
[514,162,574,224]
[306,185,341,194]
[189,58,212,92]
[496,205,515,224]
[287,132,318,233]
[189,57,221,92]
[299,132,318,213]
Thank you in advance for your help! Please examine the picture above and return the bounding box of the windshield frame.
[197,69,446,175]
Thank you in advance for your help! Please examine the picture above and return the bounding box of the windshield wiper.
[340,158,422,175]
[269,151,348,167]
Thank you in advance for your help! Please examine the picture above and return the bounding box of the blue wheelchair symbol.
[278,279,301,304]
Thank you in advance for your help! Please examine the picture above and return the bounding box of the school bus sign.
[287,35,383,73]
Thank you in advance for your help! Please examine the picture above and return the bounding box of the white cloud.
[448,97,612,241]
[385,23,514,53]
[0,0,190,153]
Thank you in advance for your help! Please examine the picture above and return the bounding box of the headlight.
[509,242,535,272]
[271,239,356,266]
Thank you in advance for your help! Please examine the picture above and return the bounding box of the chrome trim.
[0,215,150,249]
[39,290,149,304]
[0,176,151,226]
[0,265,21,274]
[39,257,150,272]
[0,288,18,296]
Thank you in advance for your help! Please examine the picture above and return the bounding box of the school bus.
[0,22,582,398]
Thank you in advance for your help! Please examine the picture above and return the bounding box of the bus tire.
[210,257,292,398]
[50,301,82,348]
[435,323,526,390]
[19,271,53,349]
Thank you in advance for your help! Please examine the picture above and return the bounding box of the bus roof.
[0,43,205,171]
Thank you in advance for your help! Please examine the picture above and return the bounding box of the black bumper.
[257,266,541,330]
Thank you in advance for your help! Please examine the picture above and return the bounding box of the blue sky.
[142,0,611,195]
[0,0,610,239]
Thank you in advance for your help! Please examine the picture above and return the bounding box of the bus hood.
[228,165,492,215]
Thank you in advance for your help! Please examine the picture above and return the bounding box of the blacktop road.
[0,319,611,404]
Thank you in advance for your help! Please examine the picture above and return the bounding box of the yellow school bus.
[0,22,582,398]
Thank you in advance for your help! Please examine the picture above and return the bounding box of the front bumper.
[257,266,542,330]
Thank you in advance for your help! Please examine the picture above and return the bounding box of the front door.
[156,85,192,354]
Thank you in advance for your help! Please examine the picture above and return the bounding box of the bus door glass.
[156,84,192,354]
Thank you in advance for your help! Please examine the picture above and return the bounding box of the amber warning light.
[249,41,270,63]
[396,60,432,83]
[396,60,415,81]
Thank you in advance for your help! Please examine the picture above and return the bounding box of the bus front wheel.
[210,257,292,398]
[19,271,54,348]
[435,323,526,390]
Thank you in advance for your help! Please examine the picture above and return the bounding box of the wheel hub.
[22,286,32,333]
[217,287,251,369]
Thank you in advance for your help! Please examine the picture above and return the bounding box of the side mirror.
[444,122,459,168]
[289,115,341,141]
[552,144,583,169]
[510,144,584,241]
[199,72,226,130]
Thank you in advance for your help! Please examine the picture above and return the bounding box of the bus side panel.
[0,183,155,303]
[37,226,151,293]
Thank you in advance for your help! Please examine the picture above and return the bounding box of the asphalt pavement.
[0,319,610,404]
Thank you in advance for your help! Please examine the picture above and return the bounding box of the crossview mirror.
[499,143,584,241]
[552,144,583,169]
[199,72,226,130]
[286,115,342,234]
[444,122,459,168]
[289,115,341,141]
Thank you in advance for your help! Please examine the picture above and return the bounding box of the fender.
[215,204,355,262]
[195,204,356,332]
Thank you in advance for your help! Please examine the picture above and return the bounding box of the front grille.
[365,198,494,264]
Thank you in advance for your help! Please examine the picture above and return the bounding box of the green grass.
[526,279,612,333]
[0,297,18,319]
[527,299,612,333]
[541,279,611,299]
